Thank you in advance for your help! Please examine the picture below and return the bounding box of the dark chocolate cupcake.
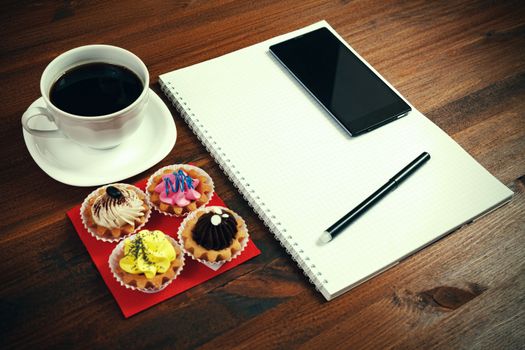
[178,206,248,263]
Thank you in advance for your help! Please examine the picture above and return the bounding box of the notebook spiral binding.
[160,81,328,291]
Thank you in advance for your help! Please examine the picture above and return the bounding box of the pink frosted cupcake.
[146,164,214,217]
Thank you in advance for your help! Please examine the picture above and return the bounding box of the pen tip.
[319,231,332,244]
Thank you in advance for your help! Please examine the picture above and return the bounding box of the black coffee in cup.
[50,62,143,116]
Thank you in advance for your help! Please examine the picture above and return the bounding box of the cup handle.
[21,106,64,138]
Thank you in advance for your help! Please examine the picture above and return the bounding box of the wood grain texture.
[1,1,524,349]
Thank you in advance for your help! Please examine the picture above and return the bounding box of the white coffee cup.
[22,45,149,149]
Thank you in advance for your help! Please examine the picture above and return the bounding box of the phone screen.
[269,27,411,136]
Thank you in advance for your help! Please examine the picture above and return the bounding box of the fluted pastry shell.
[81,183,151,243]
[146,164,214,217]
[109,234,185,293]
[178,206,249,266]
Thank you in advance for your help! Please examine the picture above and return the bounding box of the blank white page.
[160,21,512,299]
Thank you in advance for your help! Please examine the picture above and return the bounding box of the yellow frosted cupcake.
[109,230,185,292]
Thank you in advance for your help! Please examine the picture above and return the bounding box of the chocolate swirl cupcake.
[92,186,145,228]
[81,183,151,242]
[178,207,248,263]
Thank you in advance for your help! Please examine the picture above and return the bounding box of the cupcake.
[179,206,248,264]
[81,183,151,242]
[146,164,214,217]
[109,229,185,292]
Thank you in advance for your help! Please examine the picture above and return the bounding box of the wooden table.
[2,1,524,348]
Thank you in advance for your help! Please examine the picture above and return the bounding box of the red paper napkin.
[67,179,261,318]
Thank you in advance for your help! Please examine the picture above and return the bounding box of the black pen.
[319,151,431,244]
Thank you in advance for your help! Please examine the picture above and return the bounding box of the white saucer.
[22,88,176,187]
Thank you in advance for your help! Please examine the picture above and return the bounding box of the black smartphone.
[269,27,411,136]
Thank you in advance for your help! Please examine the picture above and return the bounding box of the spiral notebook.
[159,21,513,300]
